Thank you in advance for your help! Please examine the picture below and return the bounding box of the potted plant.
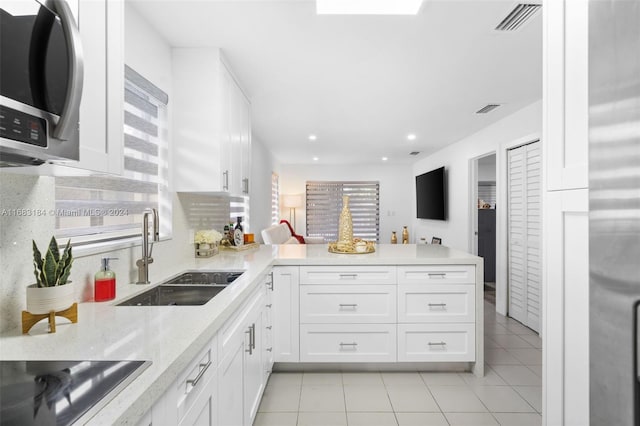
[26,237,74,314]
[194,229,222,257]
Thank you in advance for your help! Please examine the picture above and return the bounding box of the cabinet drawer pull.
[266,326,272,330]
[428,273,446,278]
[339,342,358,346]
[266,303,272,308]
[339,274,358,279]
[266,347,273,352]
[339,303,358,308]
[428,303,447,307]
[428,341,447,346]
[186,361,212,390]
[223,170,229,191]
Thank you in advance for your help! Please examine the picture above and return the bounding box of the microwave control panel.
[0,105,47,147]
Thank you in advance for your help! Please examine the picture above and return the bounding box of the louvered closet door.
[507,141,541,332]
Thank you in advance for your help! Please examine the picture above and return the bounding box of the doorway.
[470,153,497,306]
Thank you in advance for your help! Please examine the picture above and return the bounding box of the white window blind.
[478,181,497,208]
[271,173,279,225]
[179,193,249,232]
[55,66,170,245]
[306,181,380,242]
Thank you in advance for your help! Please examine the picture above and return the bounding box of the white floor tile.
[484,337,503,349]
[303,372,343,385]
[258,386,301,412]
[428,386,488,412]
[513,386,542,412]
[504,321,536,336]
[472,386,535,413]
[485,323,510,335]
[395,412,448,426]
[491,365,541,386]
[507,348,542,365]
[385,384,440,412]
[490,334,534,349]
[268,372,303,386]
[420,372,466,386]
[492,412,542,426]
[253,412,298,426]
[525,365,542,377]
[346,412,398,426]
[460,367,507,387]
[486,348,522,366]
[381,372,425,386]
[519,334,542,349]
[297,411,347,426]
[342,372,384,385]
[444,412,499,426]
[299,385,346,412]
[344,384,393,412]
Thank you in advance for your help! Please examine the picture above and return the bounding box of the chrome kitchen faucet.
[136,208,159,284]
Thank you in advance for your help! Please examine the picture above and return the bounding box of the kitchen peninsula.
[0,244,483,425]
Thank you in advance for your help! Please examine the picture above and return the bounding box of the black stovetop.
[0,360,149,426]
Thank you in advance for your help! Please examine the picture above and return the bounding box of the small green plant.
[32,237,73,288]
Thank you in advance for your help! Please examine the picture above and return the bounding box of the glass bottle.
[391,231,398,244]
[402,226,409,244]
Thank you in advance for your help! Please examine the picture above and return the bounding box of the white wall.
[278,164,413,243]
[250,137,278,241]
[412,100,541,251]
[478,154,497,181]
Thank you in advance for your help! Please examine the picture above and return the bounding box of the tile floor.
[254,299,542,426]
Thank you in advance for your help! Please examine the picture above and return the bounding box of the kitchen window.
[306,181,380,242]
[54,66,170,247]
[271,172,279,225]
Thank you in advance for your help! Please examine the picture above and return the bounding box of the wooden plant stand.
[22,303,78,334]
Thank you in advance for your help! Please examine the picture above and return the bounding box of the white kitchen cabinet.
[397,284,475,323]
[172,48,251,195]
[300,285,396,324]
[147,336,217,426]
[217,284,268,426]
[299,266,396,285]
[73,0,124,174]
[272,267,300,362]
[397,323,475,362]
[263,272,275,379]
[300,324,396,363]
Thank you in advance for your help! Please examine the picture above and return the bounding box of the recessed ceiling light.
[407,134,417,141]
[313,157,319,161]
[316,0,424,15]
[308,134,317,141]
[382,157,388,161]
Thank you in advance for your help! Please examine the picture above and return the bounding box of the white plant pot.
[26,283,75,315]
[198,243,211,250]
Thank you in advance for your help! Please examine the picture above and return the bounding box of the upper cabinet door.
[544,0,589,190]
[172,48,251,195]
[74,0,124,174]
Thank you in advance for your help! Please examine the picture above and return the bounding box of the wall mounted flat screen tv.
[416,166,446,220]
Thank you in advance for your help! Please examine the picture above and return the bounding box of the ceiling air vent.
[495,3,541,31]
[409,151,420,156]
[476,104,501,114]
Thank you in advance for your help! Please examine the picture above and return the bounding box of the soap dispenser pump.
[95,257,118,302]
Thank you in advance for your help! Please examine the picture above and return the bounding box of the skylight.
[316,0,424,15]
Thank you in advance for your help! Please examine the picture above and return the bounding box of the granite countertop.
[0,244,481,424]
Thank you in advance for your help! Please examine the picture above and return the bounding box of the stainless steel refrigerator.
[589,1,640,425]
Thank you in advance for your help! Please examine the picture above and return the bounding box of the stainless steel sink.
[116,270,245,306]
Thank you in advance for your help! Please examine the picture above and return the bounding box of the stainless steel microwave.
[0,0,83,167]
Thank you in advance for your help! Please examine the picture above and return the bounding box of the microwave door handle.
[47,0,84,141]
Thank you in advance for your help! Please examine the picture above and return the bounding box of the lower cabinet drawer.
[398,284,475,323]
[176,338,217,422]
[300,324,397,362]
[300,285,396,324]
[398,323,475,362]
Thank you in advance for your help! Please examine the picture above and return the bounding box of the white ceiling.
[130,0,542,165]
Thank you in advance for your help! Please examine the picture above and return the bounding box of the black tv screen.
[416,167,446,220]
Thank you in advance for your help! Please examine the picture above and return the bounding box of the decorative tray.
[220,242,259,251]
[328,240,376,254]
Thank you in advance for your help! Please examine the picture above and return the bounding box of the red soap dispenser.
[95,257,117,302]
